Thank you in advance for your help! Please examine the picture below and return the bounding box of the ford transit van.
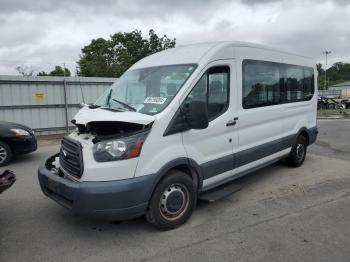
[38,42,318,230]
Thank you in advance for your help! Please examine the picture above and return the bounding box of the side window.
[186,73,207,103]
[208,67,229,119]
[243,60,282,109]
[242,60,315,108]
[303,67,314,100]
[185,66,229,121]
[285,65,303,102]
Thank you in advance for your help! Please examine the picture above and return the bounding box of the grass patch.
[317,108,350,118]
[318,109,350,114]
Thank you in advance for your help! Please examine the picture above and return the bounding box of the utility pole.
[323,50,331,89]
[63,62,69,133]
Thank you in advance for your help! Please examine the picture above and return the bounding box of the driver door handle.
[226,120,237,126]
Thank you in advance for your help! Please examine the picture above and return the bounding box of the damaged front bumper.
[0,170,16,194]
[38,155,155,221]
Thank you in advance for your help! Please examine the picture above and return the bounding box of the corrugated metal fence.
[319,88,350,98]
[0,75,116,135]
[318,89,342,98]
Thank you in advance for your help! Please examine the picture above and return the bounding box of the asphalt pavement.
[1,119,350,262]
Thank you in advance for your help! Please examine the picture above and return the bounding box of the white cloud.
[0,0,349,75]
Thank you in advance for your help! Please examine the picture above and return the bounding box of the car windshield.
[94,64,197,115]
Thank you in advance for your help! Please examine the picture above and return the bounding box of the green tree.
[317,62,350,89]
[317,63,325,89]
[77,29,176,77]
[16,66,34,76]
[327,62,350,82]
[38,66,71,76]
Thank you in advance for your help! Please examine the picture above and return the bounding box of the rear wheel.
[0,141,13,167]
[145,170,196,230]
[285,135,307,167]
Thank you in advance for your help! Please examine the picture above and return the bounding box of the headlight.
[93,130,149,162]
[10,129,30,136]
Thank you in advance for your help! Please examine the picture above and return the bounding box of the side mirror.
[185,101,208,130]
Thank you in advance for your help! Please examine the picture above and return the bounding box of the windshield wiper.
[100,107,126,112]
[88,104,101,109]
[105,89,136,112]
[106,89,113,107]
[111,98,136,112]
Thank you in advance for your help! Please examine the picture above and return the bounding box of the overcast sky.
[0,0,349,75]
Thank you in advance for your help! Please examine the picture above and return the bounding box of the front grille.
[59,136,84,179]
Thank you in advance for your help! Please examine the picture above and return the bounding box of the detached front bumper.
[38,162,156,221]
[0,170,16,194]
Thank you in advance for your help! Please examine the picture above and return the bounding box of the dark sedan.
[0,121,37,166]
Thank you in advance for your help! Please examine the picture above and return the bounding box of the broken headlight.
[93,130,149,162]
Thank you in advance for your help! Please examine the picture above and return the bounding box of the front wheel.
[285,135,307,167]
[145,170,196,230]
[0,141,13,167]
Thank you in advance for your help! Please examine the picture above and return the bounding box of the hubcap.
[0,145,7,164]
[296,143,305,161]
[159,183,189,221]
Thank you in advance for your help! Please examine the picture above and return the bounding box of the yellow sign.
[35,92,45,101]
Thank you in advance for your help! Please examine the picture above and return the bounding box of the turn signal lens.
[128,138,144,158]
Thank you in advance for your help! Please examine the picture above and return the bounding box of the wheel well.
[153,164,201,195]
[172,164,192,178]
[299,130,309,145]
[172,165,200,191]
[0,139,11,149]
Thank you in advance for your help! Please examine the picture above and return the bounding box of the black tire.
[327,103,335,109]
[0,141,13,167]
[145,170,196,230]
[285,136,307,167]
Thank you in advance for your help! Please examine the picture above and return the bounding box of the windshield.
[94,64,197,115]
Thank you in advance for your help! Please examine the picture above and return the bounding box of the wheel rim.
[0,145,7,164]
[159,183,190,221]
[296,143,305,161]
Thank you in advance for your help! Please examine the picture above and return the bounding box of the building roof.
[329,81,350,90]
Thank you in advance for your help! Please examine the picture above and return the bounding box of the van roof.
[130,41,313,69]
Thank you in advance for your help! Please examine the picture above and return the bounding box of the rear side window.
[303,67,315,100]
[242,60,314,109]
[185,66,229,121]
[242,61,282,108]
[285,65,304,102]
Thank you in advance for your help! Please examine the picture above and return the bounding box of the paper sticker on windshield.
[144,97,167,104]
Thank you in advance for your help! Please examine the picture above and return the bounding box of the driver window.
[185,66,229,121]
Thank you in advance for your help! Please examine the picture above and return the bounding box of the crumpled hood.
[73,107,156,126]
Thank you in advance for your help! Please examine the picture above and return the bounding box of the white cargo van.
[38,42,318,230]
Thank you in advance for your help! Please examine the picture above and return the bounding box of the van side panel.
[201,47,317,189]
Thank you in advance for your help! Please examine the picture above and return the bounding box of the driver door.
[181,60,238,189]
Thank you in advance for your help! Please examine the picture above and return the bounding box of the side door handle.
[226,117,239,127]
[226,120,237,126]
